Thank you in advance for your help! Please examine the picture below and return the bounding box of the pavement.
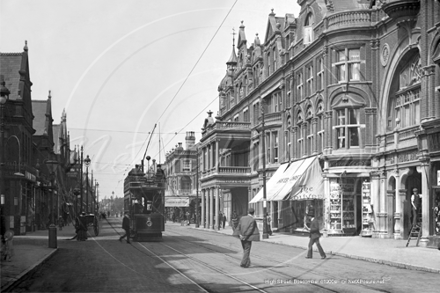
[2,220,439,292]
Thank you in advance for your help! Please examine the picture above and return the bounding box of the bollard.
[48,224,57,248]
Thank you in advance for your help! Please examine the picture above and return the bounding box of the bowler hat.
[248,208,255,214]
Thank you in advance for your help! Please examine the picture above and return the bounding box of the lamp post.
[95,180,99,214]
[45,159,59,248]
[80,146,83,214]
[84,155,91,214]
[0,81,10,211]
[261,103,269,239]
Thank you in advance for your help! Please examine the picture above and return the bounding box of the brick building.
[198,0,440,247]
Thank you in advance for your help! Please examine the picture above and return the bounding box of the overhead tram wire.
[115,0,238,193]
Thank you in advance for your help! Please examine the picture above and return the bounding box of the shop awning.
[249,156,323,203]
[165,197,190,207]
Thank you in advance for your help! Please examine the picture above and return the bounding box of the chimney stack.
[185,131,196,150]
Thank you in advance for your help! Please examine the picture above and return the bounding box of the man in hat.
[233,208,260,268]
[119,212,131,244]
[411,188,422,228]
[305,212,326,259]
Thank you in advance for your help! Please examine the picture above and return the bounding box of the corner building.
[199,0,440,247]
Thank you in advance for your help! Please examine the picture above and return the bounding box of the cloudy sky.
[0,0,300,199]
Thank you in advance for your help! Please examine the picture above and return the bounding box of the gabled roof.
[264,9,285,44]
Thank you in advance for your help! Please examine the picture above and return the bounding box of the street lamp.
[95,180,99,214]
[84,155,91,214]
[45,159,59,248]
[0,80,10,216]
[261,102,269,239]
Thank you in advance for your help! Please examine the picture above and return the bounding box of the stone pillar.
[201,189,205,228]
[215,187,220,230]
[206,189,211,229]
[215,140,219,171]
[418,163,430,246]
[393,172,402,239]
[378,172,387,238]
[387,189,394,238]
[370,172,380,236]
[209,188,214,230]
[397,188,406,239]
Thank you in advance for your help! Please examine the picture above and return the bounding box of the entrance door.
[404,170,421,238]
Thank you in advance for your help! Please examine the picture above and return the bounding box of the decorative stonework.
[381,43,390,66]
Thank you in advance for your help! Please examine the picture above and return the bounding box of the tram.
[123,163,166,241]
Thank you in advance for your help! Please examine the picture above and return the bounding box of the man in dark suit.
[119,212,131,244]
[233,208,260,268]
[305,213,326,259]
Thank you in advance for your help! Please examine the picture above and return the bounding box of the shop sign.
[165,197,190,207]
[398,151,418,163]
[329,158,371,167]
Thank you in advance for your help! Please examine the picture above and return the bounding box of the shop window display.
[329,178,359,235]
[361,180,373,237]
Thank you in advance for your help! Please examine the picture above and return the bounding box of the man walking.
[305,213,326,259]
[119,212,131,244]
[411,188,422,228]
[233,208,260,268]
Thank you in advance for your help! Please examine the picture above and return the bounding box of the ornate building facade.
[198,0,440,247]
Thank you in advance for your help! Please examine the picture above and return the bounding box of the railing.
[327,10,372,30]
[218,166,251,174]
[202,121,251,137]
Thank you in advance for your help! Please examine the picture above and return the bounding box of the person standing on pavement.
[231,211,239,231]
[305,213,326,259]
[217,211,222,230]
[222,213,226,229]
[232,208,260,268]
[3,230,14,262]
[119,212,131,244]
[411,188,422,228]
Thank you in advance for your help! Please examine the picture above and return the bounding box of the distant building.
[163,132,199,223]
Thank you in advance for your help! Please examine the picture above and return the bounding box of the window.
[182,159,191,172]
[239,84,244,99]
[306,65,314,96]
[253,142,259,171]
[335,108,362,149]
[180,176,191,190]
[286,77,292,108]
[316,102,324,153]
[273,92,282,112]
[272,131,279,163]
[233,114,239,122]
[286,116,292,160]
[243,108,250,122]
[297,111,304,157]
[273,47,277,72]
[335,48,361,82]
[306,107,313,155]
[304,13,314,45]
[253,102,260,124]
[395,88,420,128]
[266,132,271,163]
[267,52,271,75]
[317,58,324,90]
[297,71,304,100]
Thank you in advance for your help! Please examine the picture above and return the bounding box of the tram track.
[105,218,391,293]
[165,227,393,293]
[104,218,269,292]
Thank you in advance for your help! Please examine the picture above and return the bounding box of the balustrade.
[327,10,371,30]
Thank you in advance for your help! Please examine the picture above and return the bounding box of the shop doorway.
[403,168,421,239]
[387,176,396,237]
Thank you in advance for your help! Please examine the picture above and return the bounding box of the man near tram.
[119,212,131,244]
[233,208,260,268]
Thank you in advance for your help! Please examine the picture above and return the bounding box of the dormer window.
[304,13,314,45]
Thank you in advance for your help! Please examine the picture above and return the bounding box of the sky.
[0,0,301,199]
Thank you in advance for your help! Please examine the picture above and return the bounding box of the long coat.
[122,215,130,231]
[233,215,260,241]
[309,217,322,240]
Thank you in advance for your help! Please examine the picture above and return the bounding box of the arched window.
[297,111,304,157]
[180,176,191,191]
[386,52,421,130]
[306,106,313,155]
[304,13,314,45]
[286,116,292,160]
